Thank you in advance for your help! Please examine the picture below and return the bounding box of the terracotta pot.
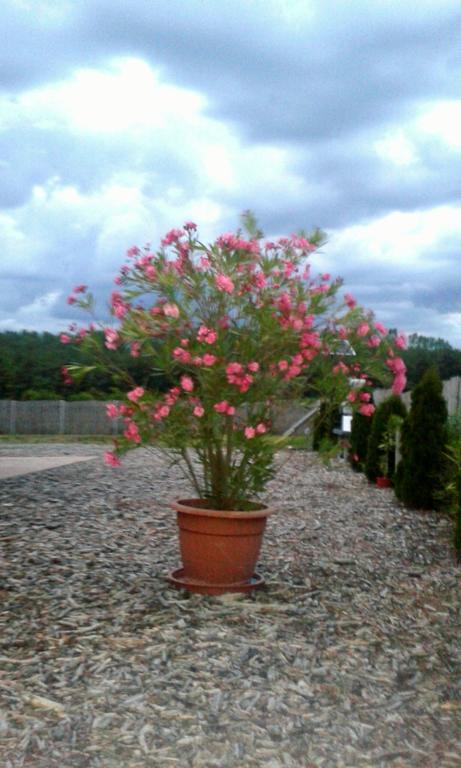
[376,476,392,488]
[169,498,273,595]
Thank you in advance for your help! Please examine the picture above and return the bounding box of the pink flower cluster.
[214,400,235,416]
[244,423,267,439]
[226,362,258,392]
[215,273,235,294]
[386,356,407,395]
[164,303,180,318]
[104,328,119,350]
[127,386,145,402]
[197,325,217,344]
[111,291,129,319]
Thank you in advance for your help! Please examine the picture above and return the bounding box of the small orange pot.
[376,476,392,488]
[169,498,273,595]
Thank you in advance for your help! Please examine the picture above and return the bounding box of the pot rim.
[172,498,274,518]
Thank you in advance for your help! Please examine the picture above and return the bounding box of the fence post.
[10,400,16,435]
[59,400,66,434]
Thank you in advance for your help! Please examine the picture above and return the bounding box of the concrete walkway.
[0,455,97,480]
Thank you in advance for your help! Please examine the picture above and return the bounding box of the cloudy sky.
[1,0,461,346]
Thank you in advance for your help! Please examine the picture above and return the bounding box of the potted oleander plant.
[64,213,407,594]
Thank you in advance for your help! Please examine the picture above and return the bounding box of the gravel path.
[0,443,460,768]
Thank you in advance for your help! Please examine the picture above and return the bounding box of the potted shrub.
[64,214,407,594]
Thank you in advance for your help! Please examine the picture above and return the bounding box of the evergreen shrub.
[394,367,448,509]
[349,399,374,472]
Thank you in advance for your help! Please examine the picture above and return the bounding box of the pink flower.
[214,400,234,415]
[123,421,141,443]
[161,228,184,246]
[164,303,180,318]
[106,403,120,419]
[197,326,217,344]
[254,272,266,289]
[392,372,407,395]
[386,357,406,375]
[104,328,119,350]
[285,364,302,379]
[278,360,288,372]
[153,404,170,421]
[226,362,244,376]
[333,362,349,375]
[395,333,407,350]
[283,260,295,278]
[215,273,235,293]
[127,386,145,402]
[73,284,87,293]
[180,375,194,392]
[67,295,76,305]
[130,342,141,357]
[374,322,387,335]
[165,386,180,406]
[256,423,267,435]
[357,323,370,337]
[104,451,121,467]
[111,291,128,319]
[359,404,375,417]
[347,391,357,403]
[247,361,259,372]
[202,353,217,366]
[60,333,72,344]
[344,293,356,309]
[367,335,381,348]
[244,426,256,439]
[216,233,239,250]
[193,405,204,417]
[173,347,192,363]
[359,392,371,402]
[61,366,73,385]
[184,221,197,231]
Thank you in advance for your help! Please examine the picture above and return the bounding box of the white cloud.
[418,100,461,149]
[326,205,461,270]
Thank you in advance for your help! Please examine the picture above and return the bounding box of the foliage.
[394,368,448,509]
[442,440,461,554]
[312,401,341,451]
[0,330,167,400]
[65,215,407,510]
[365,395,407,481]
[399,333,461,389]
[348,394,374,472]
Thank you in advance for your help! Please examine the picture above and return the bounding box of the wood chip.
[0,443,460,767]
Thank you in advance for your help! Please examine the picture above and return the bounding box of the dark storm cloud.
[75,0,461,142]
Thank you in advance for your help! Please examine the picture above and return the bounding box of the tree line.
[0,329,461,400]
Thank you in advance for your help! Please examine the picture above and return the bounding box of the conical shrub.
[394,367,448,509]
[349,402,374,473]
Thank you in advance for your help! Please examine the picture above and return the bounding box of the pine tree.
[394,368,448,509]
[365,395,407,482]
